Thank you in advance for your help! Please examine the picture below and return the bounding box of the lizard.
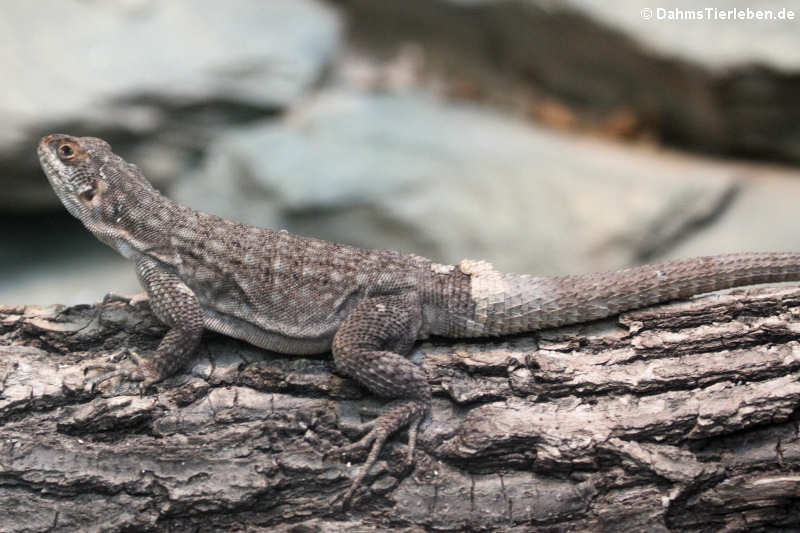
[38,133,800,503]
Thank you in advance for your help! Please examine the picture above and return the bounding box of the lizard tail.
[447,252,800,337]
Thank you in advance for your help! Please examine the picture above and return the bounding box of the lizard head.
[38,133,162,252]
[37,134,122,221]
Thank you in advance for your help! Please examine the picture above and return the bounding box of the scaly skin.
[38,134,800,503]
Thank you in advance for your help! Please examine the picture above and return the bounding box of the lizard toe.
[81,349,157,393]
[84,368,143,394]
[328,399,426,504]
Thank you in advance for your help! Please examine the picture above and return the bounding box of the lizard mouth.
[38,135,60,160]
[37,138,84,219]
[37,136,72,188]
[39,134,56,147]
[37,146,63,187]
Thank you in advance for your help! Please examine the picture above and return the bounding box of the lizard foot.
[83,348,160,393]
[102,291,148,306]
[327,400,424,506]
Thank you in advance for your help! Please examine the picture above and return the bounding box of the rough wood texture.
[2,286,800,532]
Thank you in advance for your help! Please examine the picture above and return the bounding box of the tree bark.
[2,286,800,532]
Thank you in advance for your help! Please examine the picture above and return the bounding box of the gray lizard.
[38,133,800,502]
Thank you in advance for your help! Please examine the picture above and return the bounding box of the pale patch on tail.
[459,259,510,332]
[447,252,800,339]
[454,259,550,336]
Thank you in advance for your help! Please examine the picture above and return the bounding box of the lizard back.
[167,207,429,353]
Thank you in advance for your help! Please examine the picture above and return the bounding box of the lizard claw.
[102,291,148,306]
[82,348,157,394]
[102,292,131,306]
[327,405,424,505]
[84,369,145,394]
[322,420,375,462]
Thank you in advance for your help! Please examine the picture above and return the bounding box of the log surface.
[2,286,800,532]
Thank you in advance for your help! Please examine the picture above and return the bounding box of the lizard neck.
[88,183,178,261]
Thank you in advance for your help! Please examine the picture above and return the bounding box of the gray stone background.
[1,0,799,305]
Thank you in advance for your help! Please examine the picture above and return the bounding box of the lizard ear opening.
[78,180,106,206]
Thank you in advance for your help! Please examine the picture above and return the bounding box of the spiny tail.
[450,252,800,337]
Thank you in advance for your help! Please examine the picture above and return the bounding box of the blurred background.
[2,0,799,305]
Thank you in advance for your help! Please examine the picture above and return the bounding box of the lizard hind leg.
[330,293,429,504]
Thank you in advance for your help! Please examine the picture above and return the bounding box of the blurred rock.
[0,0,342,210]
[174,90,740,276]
[662,165,800,261]
[0,214,139,306]
[571,0,800,71]
[335,0,800,162]
[6,1,800,307]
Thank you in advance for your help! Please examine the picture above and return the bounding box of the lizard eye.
[57,142,76,160]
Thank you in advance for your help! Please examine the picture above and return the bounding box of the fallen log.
[1,286,799,532]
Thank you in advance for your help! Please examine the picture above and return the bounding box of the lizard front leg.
[88,256,204,390]
[132,256,204,386]
[330,293,429,503]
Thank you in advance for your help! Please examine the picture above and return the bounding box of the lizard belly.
[203,310,334,355]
